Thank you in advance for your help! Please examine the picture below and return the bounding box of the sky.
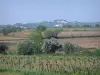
[0,0,100,24]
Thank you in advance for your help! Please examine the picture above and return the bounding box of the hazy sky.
[0,0,100,24]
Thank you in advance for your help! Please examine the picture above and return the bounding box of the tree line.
[0,25,25,36]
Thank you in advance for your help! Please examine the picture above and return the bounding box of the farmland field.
[9,30,32,38]
[0,55,100,75]
[49,28,100,31]
[0,28,100,75]
[58,31,100,37]
[0,0,100,75]
[62,28,100,31]
[0,29,100,50]
[0,30,31,41]
[0,36,25,41]
[7,36,100,50]
[57,30,100,49]
[58,37,100,49]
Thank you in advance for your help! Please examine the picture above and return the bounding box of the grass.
[0,54,100,75]
[0,36,26,41]
[0,67,71,75]
[0,72,21,75]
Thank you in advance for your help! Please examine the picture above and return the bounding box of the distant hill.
[1,19,100,28]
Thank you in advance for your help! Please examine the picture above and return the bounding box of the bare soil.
[58,31,100,37]
[58,37,100,48]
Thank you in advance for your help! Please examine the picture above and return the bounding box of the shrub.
[50,28,63,32]
[7,50,17,55]
[93,48,100,56]
[43,30,58,39]
[82,50,93,56]
[17,40,41,55]
[41,38,62,53]
[0,42,8,54]
[36,25,47,32]
[63,43,81,54]
[81,49,100,56]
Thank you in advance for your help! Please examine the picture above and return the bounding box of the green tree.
[1,25,25,36]
[36,25,47,32]
[2,26,12,36]
[29,30,43,51]
[95,24,100,27]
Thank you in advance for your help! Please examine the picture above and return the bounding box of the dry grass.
[0,30,31,41]
[0,36,26,41]
[58,31,100,37]
[9,30,32,38]
[0,55,100,74]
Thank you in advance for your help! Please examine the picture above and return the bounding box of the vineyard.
[0,55,100,75]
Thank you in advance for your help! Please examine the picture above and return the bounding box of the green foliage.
[1,25,25,36]
[94,48,100,56]
[82,50,93,56]
[36,25,47,32]
[7,50,17,55]
[43,28,63,39]
[41,38,62,53]
[17,40,40,55]
[81,49,100,56]
[2,26,12,36]
[29,30,43,50]
[0,55,100,75]
[0,42,8,54]
[63,43,81,54]
[95,24,100,27]
[43,30,58,39]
